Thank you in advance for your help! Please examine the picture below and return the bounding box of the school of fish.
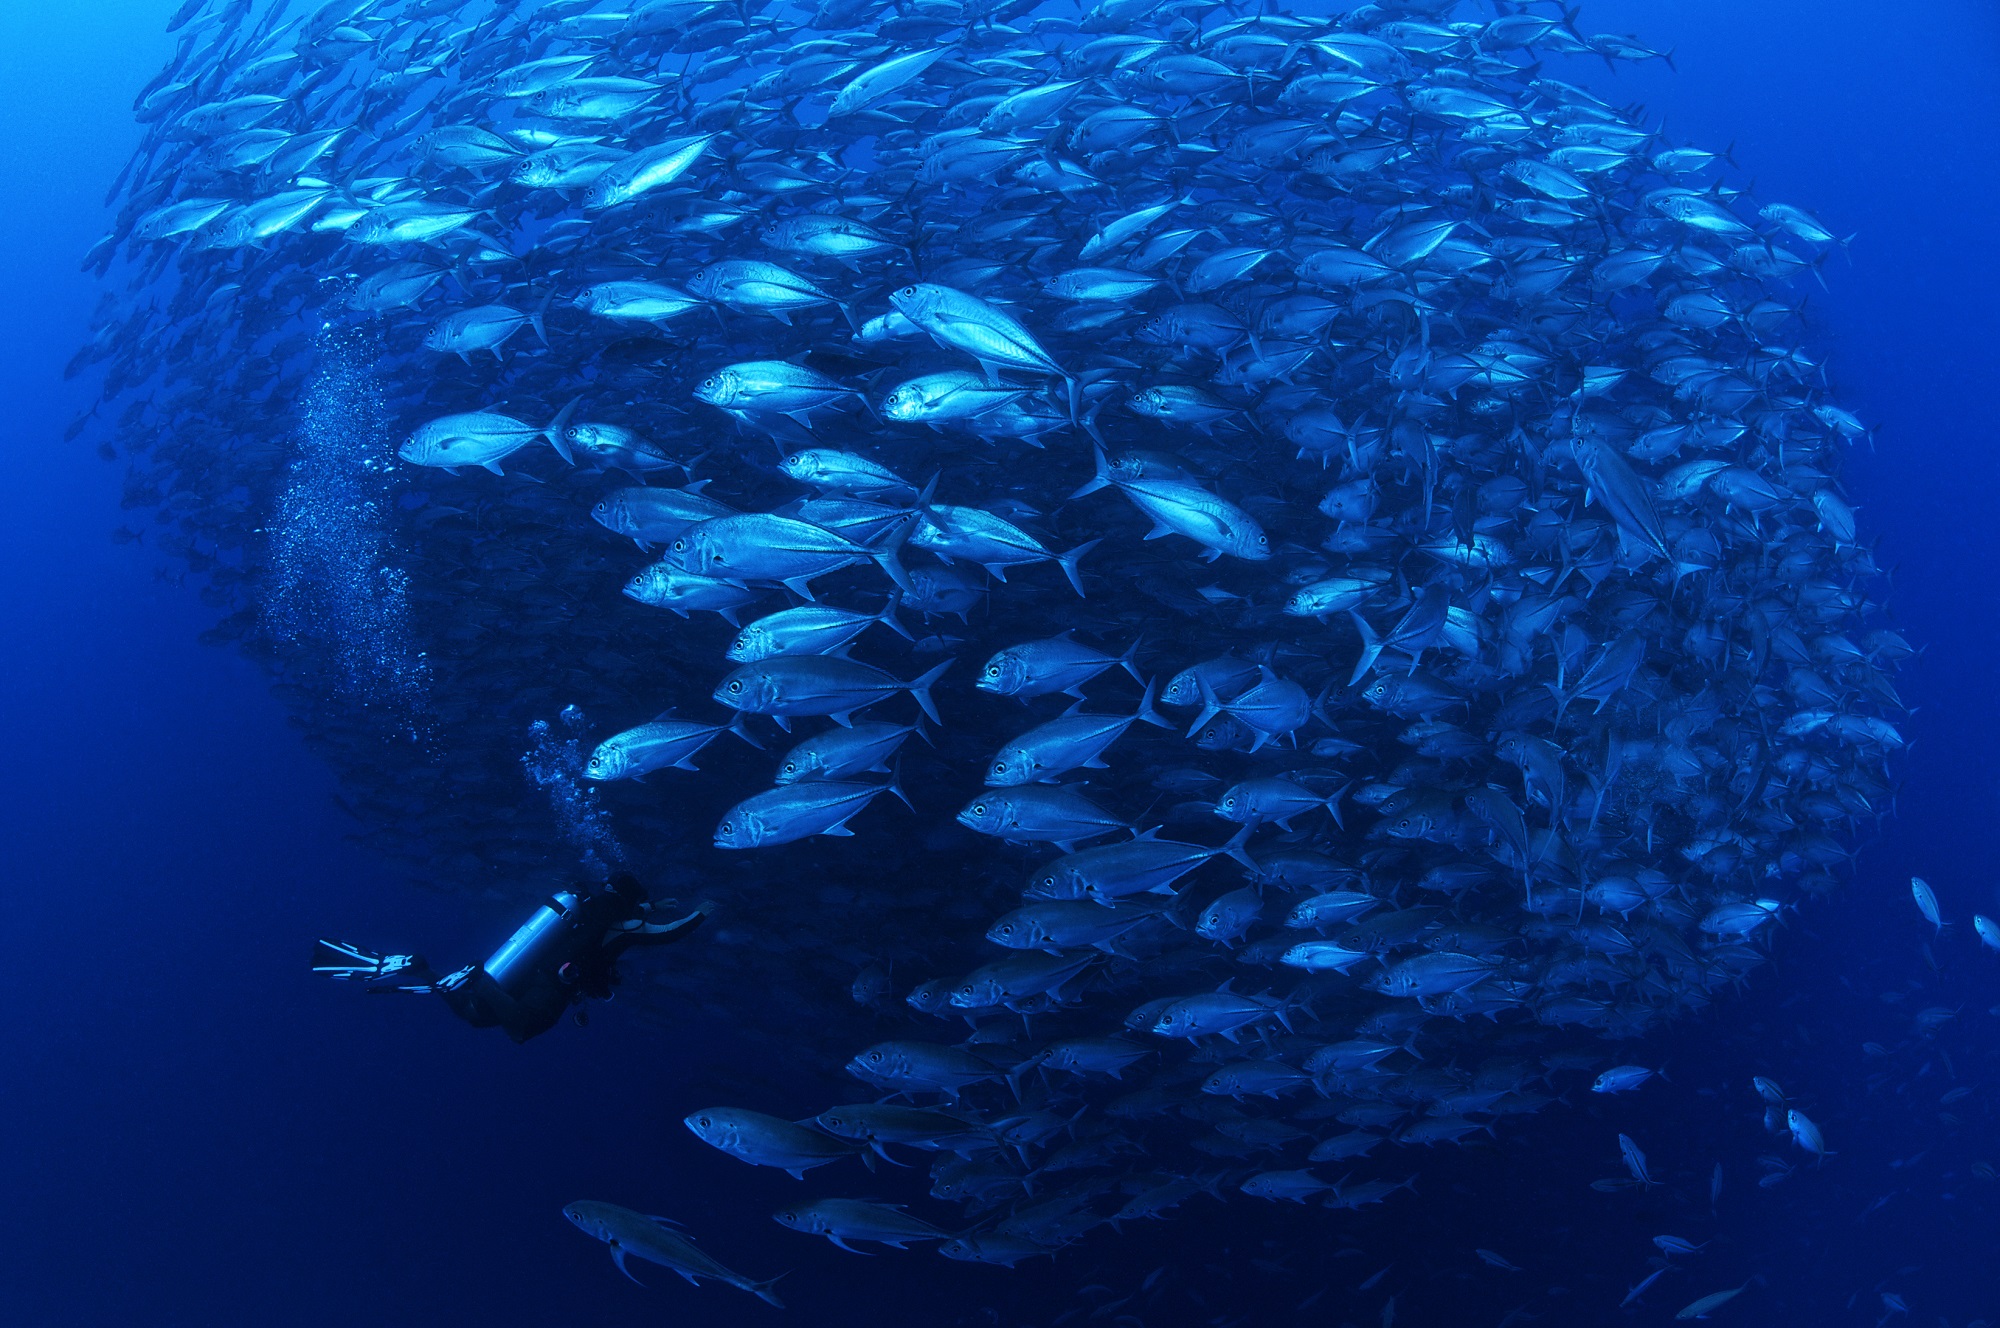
[75,0,1906,1309]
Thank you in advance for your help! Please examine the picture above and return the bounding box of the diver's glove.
[615,901,712,944]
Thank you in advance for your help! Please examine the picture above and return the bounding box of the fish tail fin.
[1187,672,1224,740]
[863,497,920,588]
[544,395,582,463]
[877,591,913,640]
[1070,444,1114,499]
[1117,635,1145,684]
[751,1273,788,1308]
[1057,537,1099,597]
[1221,823,1257,871]
[1135,677,1172,730]
[1347,611,1381,686]
[1322,780,1348,831]
[1548,678,1573,728]
[1309,679,1338,730]
[530,290,551,346]
[884,758,913,812]
[908,660,951,725]
[1080,400,1107,448]
[870,543,915,593]
[726,714,764,750]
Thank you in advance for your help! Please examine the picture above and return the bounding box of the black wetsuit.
[436,874,704,1043]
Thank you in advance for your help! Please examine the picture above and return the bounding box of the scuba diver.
[314,872,706,1043]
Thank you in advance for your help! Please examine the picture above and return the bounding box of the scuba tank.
[480,890,588,997]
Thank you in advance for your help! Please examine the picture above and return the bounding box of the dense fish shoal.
[79,0,1899,1284]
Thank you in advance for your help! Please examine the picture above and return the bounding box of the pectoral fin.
[610,1244,646,1285]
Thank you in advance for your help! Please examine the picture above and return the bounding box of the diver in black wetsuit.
[314,873,706,1043]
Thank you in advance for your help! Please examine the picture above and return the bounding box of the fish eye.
[696,1115,710,1127]
[972,803,987,815]
[992,762,1006,774]
[783,762,798,774]
[985,665,1000,677]
[728,681,743,693]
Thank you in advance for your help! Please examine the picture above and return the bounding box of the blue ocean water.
[3,2,1996,1325]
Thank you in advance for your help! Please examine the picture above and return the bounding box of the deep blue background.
[2,3,1995,1324]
